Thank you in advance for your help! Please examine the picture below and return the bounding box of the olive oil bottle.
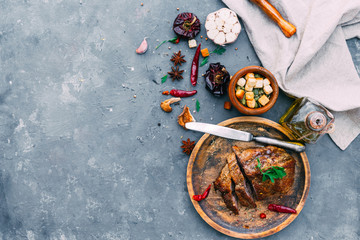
[279,97,335,143]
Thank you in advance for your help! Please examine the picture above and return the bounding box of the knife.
[185,122,305,152]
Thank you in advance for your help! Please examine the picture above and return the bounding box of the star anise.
[170,51,186,66]
[168,66,184,81]
[181,138,195,155]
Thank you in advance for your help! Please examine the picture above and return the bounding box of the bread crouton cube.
[246,99,256,108]
[236,89,245,99]
[247,77,256,87]
[245,84,253,92]
[245,73,255,80]
[254,79,263,88]
[236,78,246,87]
[258,95,270,106]
[201,48,209,57]
[245,91,254,100]
[188,39,197,48]
[263,78,271,86]
[263,85,273,95]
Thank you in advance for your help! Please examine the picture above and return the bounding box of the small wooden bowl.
[228,66,279,115]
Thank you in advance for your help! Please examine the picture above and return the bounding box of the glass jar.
[279,97,335,144]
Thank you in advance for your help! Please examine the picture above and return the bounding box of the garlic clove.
[232,22,241,34]
[225,32,237,43]
[207,13,216,22]
[227,15,237,25]
[136,37,148,54]
[207,29,219,39]
[218,10,230,21]
[205,20,217,30]
[214,32,225,45]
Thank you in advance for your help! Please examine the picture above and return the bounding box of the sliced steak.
[213,164,239,215]
[232,145,295,200]
[226,153,256,208]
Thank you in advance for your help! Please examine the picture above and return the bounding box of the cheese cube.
[263,85,273,95]
[247,77,256,87]
[246,99,256,108]
[236,89,245,99]
[237,78,246,87]
[263,78,270,86]
[245,73,255,80]
[245,83,253,92]
[245,91,254,100]
[188,39,197,48]
[258,95,270,106]
[254,79,263,88]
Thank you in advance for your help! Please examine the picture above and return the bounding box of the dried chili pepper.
[260,213,266,219]
[268,204,297,214]
[170,89,197,97]
[190,43,201,86]
[192,184,211,202]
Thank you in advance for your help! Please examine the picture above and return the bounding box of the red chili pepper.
[170,89,197,97]
[260,213,266,219]
[162,91,170,95]
[192,184,211,202]
[268,204,297,214]
[175,37,180,44]
[190,43,201,86]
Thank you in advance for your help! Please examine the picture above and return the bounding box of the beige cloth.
[222,0,360,150]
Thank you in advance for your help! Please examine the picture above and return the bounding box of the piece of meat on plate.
[232,145,295,200]
[226,153,256,208]
[213,164,239,215]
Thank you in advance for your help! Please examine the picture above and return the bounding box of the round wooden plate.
[186,117,310,239]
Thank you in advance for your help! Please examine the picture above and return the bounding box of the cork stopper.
[306,111,327,131]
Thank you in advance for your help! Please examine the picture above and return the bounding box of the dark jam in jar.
[279,97,334,144]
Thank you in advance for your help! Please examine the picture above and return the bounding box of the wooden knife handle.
[250,0,296,38]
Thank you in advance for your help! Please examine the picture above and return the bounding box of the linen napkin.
[222,0,360,150]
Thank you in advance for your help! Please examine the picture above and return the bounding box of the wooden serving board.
[186,117,310,239]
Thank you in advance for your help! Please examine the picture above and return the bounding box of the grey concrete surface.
[0,1,359,239]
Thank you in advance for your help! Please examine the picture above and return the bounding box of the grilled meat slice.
[227,153,256,208]
[232,145,295,200]
[214,164,239,215]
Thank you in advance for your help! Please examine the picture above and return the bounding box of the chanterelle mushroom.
[160,97,181,112]
[205,8,241,45]
[177,105,196,128]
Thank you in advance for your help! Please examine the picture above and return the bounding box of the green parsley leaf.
[211,46,226,55]
[161,74,168,84]
[255,158,286,183]
[256,158,261,169]
[196,99,200,112]
[200,57,209,67]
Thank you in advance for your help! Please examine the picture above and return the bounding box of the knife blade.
[185,122,305,152]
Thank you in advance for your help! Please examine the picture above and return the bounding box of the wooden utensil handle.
[250,0,296,38]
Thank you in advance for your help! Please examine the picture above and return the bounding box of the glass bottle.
[279,97,335,144]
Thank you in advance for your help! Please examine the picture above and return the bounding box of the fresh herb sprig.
[196,99,200,112]
[256,158,286,183]
[155,37,180,50]
[161,74,168,84]
[211,46,226,55]
[200,46,226,67]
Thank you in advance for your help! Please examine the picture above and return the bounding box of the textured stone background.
[0,1,359,239]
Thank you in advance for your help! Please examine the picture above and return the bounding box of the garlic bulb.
[205,8,241,45]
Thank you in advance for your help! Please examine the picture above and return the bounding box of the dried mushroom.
[160,97,181,112]
[177,105,196,129]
